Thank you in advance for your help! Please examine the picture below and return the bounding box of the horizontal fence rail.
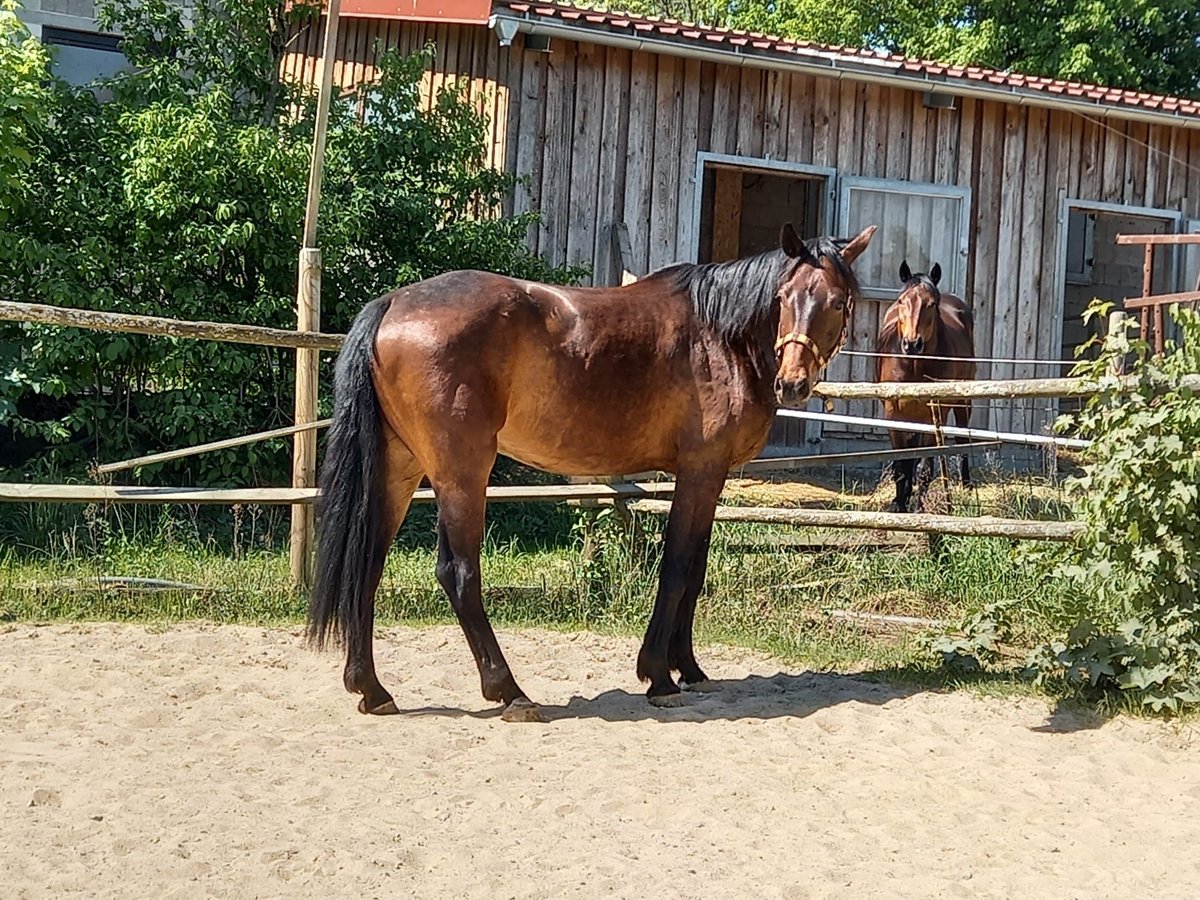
[628,499,1084,541]
[95,419,334,476]
[0,480,676,506]
[0,300,345,351]
[734,441,1000,474]
[813,373,1200,401]
[777,408,1091,449]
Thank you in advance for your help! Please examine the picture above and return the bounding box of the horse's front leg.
[637,469,725,707]
[670,521,717,691]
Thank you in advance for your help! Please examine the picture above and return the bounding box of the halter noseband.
[774,309,851,372]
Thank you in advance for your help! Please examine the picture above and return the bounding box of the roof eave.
[489,11,1200,132]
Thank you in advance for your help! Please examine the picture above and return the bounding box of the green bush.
[0,0,582,492]
[1021,303,1200,712]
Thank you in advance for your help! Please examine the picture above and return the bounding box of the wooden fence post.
[290,0,342,592]
[1107,310,1127,376]
[290,248,322,589]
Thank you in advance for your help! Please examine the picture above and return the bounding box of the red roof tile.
[492,0,1200,121]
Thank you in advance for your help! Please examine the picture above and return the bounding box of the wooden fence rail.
[0,300,345,351]
[628,499,1083,542]
[0,481,677,506]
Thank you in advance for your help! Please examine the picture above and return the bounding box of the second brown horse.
[310,224,876,719]
[877,260,976,512]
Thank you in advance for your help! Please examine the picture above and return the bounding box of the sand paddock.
[3,622,1200,898]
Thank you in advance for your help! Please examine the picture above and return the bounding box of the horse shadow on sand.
[396,670,923,724]
[395,669,1110,732]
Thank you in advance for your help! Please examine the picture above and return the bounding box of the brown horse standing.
[877,260,976,512]
[309,224,875,719]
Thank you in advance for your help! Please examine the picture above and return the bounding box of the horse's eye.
[833,298,846,311]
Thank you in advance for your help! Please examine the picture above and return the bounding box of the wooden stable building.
[283,0,1200,451]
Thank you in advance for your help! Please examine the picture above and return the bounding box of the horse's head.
[894,260,942,356]
[773,223,875,406]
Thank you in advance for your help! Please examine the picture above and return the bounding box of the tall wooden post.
[290,0,342,591]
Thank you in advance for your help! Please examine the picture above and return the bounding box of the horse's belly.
[497,401,681,475]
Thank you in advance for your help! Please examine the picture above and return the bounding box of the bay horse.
[877,260,975,512]
[309,223,875,720]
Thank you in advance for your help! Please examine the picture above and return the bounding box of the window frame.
[835,176,972,301]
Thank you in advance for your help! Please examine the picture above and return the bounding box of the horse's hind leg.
[345,429,424,715]
[428,455,541,722]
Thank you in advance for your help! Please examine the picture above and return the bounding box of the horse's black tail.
[308,296,392,654]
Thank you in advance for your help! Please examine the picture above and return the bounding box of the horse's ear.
[929,262,942,286]
[840,225,876,264]
[899,260,912,283]
[779,223,811,261]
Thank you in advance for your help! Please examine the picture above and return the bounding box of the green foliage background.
[0,0,578,496]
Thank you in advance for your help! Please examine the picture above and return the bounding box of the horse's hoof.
[500,697,546,723]
[648,692,684,708]
[357,697,399,716]
[680,678,719,693]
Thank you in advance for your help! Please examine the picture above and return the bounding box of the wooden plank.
[1146,124,1166,208]
[733,441,1000,475]
[735,67,764,157]
[955,98,978,296]
[971,102,1003,402]
[512,43,547,236]
[837,80,864,175]
[1114,234,1200,245]
[0,301,343,350]
[695,60,716,153]
[629,499,1083,541]
[97,420,333,475]
[539,40,577,267]
[1014,106,1049,433]
[1122,290,1200,310]
[1165,125,1188,212]
[712,168,742,262]
[762,68,788,161]
[0,481,679,506]
[783,72,811,164]
[991,104,1027,437]
[648,55,684,271]
[1101,119,1125,203]
[565,41,604,276]
[1078,117,1103,206]
[676,58,702,263]
[499,36,522,207]
[934,106,957,185]
[811,75,836,168]
[595,46,631,283]
[1039,109,1071,430]
[709,64,739,154]
[1066,112,1084,198]
[623,51,658,277]
[1126,121,1148,206]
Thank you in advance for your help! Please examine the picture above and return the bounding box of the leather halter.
[774,312,851,372]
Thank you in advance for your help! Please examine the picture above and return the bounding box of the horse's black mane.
[649,236,859,343]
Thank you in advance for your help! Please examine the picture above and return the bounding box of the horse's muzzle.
[901,338,925,356]
[774,376,811,407]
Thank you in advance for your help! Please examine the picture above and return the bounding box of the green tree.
[0,1,50,216]
[0,0,576,488]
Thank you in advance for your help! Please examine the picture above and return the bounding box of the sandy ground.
[3,623,1200,899]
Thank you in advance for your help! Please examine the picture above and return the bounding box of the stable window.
[837,177,971,300]
[42,26,130,87]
